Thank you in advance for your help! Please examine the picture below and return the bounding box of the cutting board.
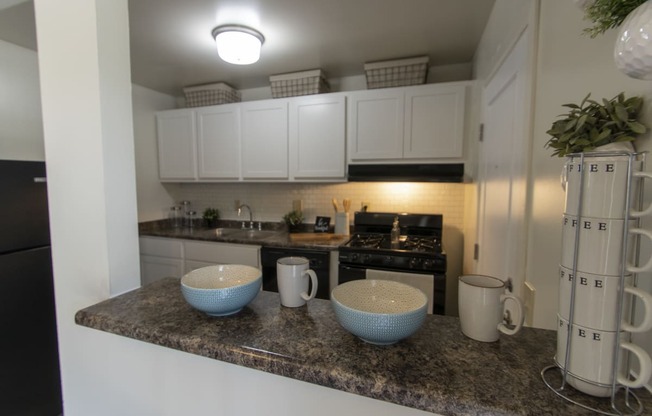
[289,233,347,242]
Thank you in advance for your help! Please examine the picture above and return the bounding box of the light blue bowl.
[181,264,262,316]
[331,280,428,345]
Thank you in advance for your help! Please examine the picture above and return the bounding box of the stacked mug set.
[557,152,652,397]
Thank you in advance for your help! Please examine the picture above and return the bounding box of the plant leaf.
[628,121,647,134]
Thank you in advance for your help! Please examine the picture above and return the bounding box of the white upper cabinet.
[156,109,197,180]
[404,84,465,159]
[240,100,289,179]
[348,83,467,162]
[196,104,241,179]
[289,94,346,180]
[348,89,404,160]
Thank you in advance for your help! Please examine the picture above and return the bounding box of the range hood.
[347,163,464,183]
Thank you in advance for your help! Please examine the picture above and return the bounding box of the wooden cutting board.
[289,233,348,242]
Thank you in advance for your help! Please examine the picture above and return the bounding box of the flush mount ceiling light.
[211,25,265,65]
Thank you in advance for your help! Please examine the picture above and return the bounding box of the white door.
[348,89,404,161]
[404,83,465,159]
[477,30,532,296]
[196,104,241,179]
[289,94,346,179]
[156,109,197,180]
[240,100,289,179]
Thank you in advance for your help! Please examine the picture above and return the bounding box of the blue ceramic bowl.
[331,280,428,345]
[180,264,262,316]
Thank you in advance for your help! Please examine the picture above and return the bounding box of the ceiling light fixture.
[211,25,265,65]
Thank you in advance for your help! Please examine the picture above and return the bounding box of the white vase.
[614,0,652,80]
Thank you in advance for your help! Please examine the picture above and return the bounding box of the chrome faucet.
[237,204,253,229]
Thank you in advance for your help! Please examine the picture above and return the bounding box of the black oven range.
[338,212,447,315]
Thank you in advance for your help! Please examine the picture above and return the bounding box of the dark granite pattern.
[75,278,651,415]
[139,219,349,250]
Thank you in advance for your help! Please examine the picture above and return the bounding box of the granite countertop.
[139,219,350,250]
[75,278,651,415]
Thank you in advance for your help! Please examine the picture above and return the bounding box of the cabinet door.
[184,240,260,268]
[289,94,346,179]
[196,105,241,179]
[140,255,184,286]
[241,100,289,179]
[348,89,404,161]
[156,109,197,180]
[404,84,465,159]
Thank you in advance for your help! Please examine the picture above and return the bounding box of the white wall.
[0,38,44,160]
[31,1,443,414]
[132,84,179,221]
[474,0,652,389]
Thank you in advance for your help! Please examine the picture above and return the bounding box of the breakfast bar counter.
[75,278,651,415]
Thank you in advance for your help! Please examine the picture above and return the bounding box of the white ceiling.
[0,0,496,96]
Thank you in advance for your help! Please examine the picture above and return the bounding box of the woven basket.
[183,82,241,107]
[269,69,330,98]
[364,56,429,89]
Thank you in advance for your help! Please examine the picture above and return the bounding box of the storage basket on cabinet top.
[364,56,429,89]
[269,69,330,98]
[183,82,241,107]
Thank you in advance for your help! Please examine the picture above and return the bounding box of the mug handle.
[617,342,652,389]
[630,172,652,218]
[627,228,652,273]
[300,269,318,301]
[621,286,652,333]
[497,294,524,336]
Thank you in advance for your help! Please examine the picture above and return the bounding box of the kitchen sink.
[232,229,280,240]
[213,227,280,240]
[213,228,245,237]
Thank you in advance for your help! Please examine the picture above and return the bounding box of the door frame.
[475,20,538,304]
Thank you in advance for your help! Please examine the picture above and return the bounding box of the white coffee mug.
[558,265,652,332]
[458,275,524,342]
[277,257,318,308]
[556,315,652,394]
[560,214,652,276]
[563,158,652,219]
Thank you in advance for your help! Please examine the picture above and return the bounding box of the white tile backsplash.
[170,182,466,230]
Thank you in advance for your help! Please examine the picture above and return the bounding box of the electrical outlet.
[234,200,240,211]
[523,281,536,327]
[293,199,303,212]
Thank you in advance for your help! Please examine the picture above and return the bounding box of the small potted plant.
[545,92,646,157]
[283,210,304,233]
[202,207,220,228]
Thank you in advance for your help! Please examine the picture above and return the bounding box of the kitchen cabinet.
[184,240,260,273]
[139,237,261,285]
[196,104,240,179]
[348,83,466,162]
[139,237,184,285]
[289,94,346,180]
[240,100,289,179]
[156,109,197,180]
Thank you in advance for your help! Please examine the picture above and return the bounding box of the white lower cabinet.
[184,240,260,273]
[140,255,185,286]
[139,237,261,286]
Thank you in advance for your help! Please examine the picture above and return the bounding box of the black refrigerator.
[0,160,63,416]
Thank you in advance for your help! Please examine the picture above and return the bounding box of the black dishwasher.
[261,247,330,300]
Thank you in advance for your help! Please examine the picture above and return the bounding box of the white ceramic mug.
[277,257,318,307]
[560,214,652,275]
[563,158,652,219]
[458,275,524,342]
[555,315,652,395]
[558,265,652,332]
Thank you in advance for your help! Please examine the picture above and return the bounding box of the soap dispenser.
[391,216,400,248]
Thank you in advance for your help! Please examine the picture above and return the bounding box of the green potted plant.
[283,210,304,232]
[202,207,220,228]
[545,92,647,157]
[579,0,646,38]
